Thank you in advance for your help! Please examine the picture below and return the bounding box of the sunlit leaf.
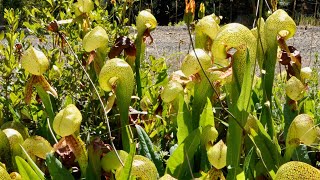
[118,142,136,180]
[177,94,192,144]
[86,138,103,180]
[136,125,165,176]
[20,145,45,180]
[46,153,75,180]
[166,128,201,179]
[15,156,41,180]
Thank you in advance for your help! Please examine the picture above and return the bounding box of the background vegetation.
[1,0,319,26]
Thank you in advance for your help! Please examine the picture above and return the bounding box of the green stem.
[134,34,145,101]
[192,72,214,129]
[226,81,243,180]
[117,86,131,152]
[260,43,277,137]
[262,9,296,137]
[284,145,296,162]
[120,1,127,26]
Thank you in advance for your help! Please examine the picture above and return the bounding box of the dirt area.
[1,26,319,74]
[145,26,320,73]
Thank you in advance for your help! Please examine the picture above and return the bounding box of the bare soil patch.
[145,26,320,73]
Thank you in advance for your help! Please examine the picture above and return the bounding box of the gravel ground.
[145,26,320,73]
[1,26,319,74]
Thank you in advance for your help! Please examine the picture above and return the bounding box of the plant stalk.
[134,34,145,101]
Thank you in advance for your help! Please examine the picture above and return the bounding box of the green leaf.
[292,145,311,164]
[248,120,281,176]
[177,94,192,144]
[35,85,57,144]
[302,98,315,117]
[35,85,55,124]
[199,98,215,128]
[118,142,136,180]
[15,156,41,180]
[199,99,217,171]
[46,153,75,180]
[0,31,4,40]
[243,147,255,180]
[45,0,53,6]
[192,71,214,128]
[283,97,298,139]
[166,128,201,179]
[20,145,45,180]
[86,139,102,180]
[237,49,253,113]
[226,116,243,180]
[9,92,19,106]
[227,49,252,180]
[8,104,20,121]
[135,125,165,176]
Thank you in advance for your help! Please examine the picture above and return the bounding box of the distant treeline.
[0,0,319,26]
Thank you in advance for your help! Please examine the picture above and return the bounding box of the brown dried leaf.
[15,43,22,51]
[279,46,302,77]
[37,75,58,97]
[47,20,59,33]
[124,42,136,57]
[65,135,88,174]
[25,75,36,104]
[219,68,232,80]
[93,60,102,75]
[54,137,78,169]
[271,0,278,12]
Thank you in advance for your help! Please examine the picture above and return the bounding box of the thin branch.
[61,34,124,166]
[264,0,272,12]
[186,22,244,130]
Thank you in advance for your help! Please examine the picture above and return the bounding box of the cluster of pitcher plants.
[0,0,320,179]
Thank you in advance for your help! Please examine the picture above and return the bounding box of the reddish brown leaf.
[47,20,59,33]
[37,75,58,97]
[54,135,88,174]
[279,50,291,65]
[142,28,154,45]
[124,42,136,57]
[108,36,136,59]
[288,46,301,65]
[278,45,302,77]
[87,51,96,66]
[25,75,36,104]
[15,43,22,51]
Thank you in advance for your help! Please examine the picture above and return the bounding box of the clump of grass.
[298,15,320,26]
